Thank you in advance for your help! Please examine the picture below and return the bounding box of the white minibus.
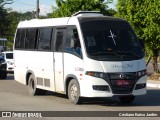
[14,11,146,104]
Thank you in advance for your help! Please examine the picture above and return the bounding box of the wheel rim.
[70,84,78,100]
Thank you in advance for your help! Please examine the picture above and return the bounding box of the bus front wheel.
[68,79,81,104]
[28,74,46,95]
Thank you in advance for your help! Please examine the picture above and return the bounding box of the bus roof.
[17,17,71,28]
[17,11,124,28]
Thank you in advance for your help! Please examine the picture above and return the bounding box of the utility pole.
[36,0,39,18]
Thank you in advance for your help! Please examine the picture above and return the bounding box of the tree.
[0,0,12,5]
[5,11,35,49]
[5,11,20,49]
[0,0,13,36]
[49,0,115,18]
[116,0,160,73]
[0,0,13,50]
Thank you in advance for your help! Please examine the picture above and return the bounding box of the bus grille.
[106,72,137,94]
[111,80,135,94]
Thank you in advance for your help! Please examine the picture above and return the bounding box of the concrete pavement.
[146,62,160,88]
[147,79,160,89]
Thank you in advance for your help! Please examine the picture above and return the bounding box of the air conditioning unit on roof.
[71,11,103,17]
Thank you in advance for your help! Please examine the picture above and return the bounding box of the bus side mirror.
[139,39,145,49]
[139,39,145,53]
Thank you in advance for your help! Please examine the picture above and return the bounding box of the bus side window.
[55,29,66,52]
[25,29,37,50]
[15,29,21,49]
[38,28,52,51]
[15,29,26,49]
[65,27,82,58]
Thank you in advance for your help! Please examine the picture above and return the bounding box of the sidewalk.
[146,62,160,88]
[147,80,160,89]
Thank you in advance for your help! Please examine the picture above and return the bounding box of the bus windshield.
[80,19,144,61]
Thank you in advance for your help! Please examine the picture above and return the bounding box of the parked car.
[1,51,14,74]
[0,56,7,79]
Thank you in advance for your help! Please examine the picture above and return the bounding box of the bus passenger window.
[25,29,37,49]
[55,29,65,52]
[15,29,26,49]
[38,28,52,50]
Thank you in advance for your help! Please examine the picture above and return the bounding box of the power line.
[13,0,35,7]
[16,9,36,12]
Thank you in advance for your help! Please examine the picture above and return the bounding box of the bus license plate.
[116,80,132,86]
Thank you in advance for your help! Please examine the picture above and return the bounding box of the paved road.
[0,74,160,120]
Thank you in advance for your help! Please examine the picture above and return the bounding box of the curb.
[147,83,160,88]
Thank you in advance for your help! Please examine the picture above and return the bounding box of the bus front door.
[54,28,66,92]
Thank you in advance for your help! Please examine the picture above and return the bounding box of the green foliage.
[0,0,13,37]
[49,0,115,18]
[5,12,20,49]
[5,11,34,49]
[0,0,13,49]
[116,0,160,56]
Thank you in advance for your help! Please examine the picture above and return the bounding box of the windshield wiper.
[91,51,123,58]
[91,51,115,55]
[115,51,140,58]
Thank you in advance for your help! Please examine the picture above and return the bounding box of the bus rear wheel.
[68,79,81,104]
[119,96,135,103]
[28,74,46,96]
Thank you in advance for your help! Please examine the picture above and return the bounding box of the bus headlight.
[86,71,106,79]
[137,70,146,78]
[7,61,13,65]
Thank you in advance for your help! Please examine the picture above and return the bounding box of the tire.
[28,74,46,96]
[119,96,135,103]
[68,79,81,104]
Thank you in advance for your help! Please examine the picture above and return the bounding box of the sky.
[5,0,56,16]
[5,0,116,16]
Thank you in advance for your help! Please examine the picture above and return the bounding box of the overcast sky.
[5,0,116,16]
